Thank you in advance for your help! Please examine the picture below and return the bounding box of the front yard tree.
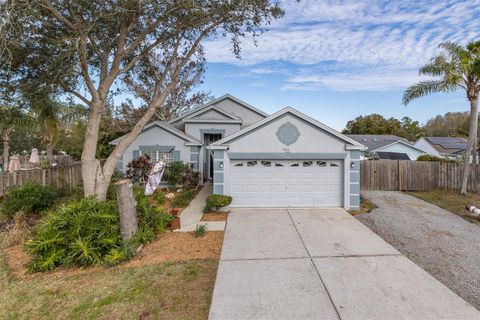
[1,0,284,200]
[403,41,480,195]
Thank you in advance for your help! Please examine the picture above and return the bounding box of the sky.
[198,0,480,131]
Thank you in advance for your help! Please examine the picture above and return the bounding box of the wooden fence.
[360,160,480,192]
[0,162,82,197]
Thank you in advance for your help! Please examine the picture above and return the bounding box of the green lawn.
[0,252,218,320]
[407,189,480,226]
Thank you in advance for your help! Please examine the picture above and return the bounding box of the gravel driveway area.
[358,191,480,310]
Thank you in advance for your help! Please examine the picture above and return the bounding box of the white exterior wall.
[375,143,426,160]
[227,114,346,154]
[414,138,441,157]
[214,98,266,126]
[220,113,354,209]
[120,126,191,172]
[185,122,241,141]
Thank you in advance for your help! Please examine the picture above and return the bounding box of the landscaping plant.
[125,154,151,182]
[164,161,199,188]
[204,195,233,213]
[194,224,207,238]
[172,190,196,208]
[27,189,174,272]
[417,154,457,163]
[2,182,58,217]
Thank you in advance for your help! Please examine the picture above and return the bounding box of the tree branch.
[68,90,90,105]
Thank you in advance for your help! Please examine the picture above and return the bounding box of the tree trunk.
[2,130,9,171]
[81,99,106,198]
[460,97,478,195]
[115,179,138,241]
[46,143,54,165]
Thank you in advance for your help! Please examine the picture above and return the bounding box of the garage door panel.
[229,160,343,208]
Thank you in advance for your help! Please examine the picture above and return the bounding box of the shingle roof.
[346,134,409,151]
[424,136,467,154]
[374,152,411,160]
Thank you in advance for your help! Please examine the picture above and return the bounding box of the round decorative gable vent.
[276,121,300,146]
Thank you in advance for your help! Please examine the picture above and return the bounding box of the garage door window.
[231,160,341,167]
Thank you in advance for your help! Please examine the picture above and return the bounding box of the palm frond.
[419,54,450,76]
[402,80,457,105]
[439,41,467,60]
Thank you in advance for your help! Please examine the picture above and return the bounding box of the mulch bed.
[2,231,224,278]
[201,212,228,221]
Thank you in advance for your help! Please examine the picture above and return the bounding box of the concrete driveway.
[208,208,479,320]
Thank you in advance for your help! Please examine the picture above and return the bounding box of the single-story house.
[346,134,426,160]
[111,94,365,210]
[414,137,467,159]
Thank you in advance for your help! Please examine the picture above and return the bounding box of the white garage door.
[228,160,343,208]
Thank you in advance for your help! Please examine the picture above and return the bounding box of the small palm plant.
[403,41,480,195]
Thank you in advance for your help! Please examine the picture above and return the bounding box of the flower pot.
[170,208,181,216]
[170,217,181,230]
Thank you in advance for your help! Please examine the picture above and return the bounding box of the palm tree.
[0,106,30,170]
[403,41,480,195]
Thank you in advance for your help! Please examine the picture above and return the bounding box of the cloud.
[283,68,426,91]
[204,0,480,91]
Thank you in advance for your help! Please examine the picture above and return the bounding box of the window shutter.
[173,150,180,161]
[133,150,140,160]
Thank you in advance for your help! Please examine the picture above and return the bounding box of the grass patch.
[349,196,377,215]
[407,189,480,225]
[0,253,218,320]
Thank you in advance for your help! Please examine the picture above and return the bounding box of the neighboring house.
[111,94,364,210]
[346,134,426,160]
[414,137,467,159]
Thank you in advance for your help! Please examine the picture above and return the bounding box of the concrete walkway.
[209,208,479,320]
[176,183,226,232]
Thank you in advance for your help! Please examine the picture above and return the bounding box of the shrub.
[164,161,199,188]
[26,197,122,271]
[194,224,207,238]
[172,190,196,208]
[27,189,174,272]
[125,155,151,181]
[2,182,58,216]
[204,194,232,213]
[417,154,457,163]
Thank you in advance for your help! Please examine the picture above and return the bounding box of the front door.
[204,133,223,181]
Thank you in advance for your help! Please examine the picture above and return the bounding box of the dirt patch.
[349,196,377,215]
[126,231,224,268]
[2,231,224,278]
[201,212,228,221]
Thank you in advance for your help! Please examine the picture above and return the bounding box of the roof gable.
[183,105,242,123]
[373,140,426,153]
[169,94,268,125]
[346,134,409,151]
[211,107,364,149]
[110,121,201,146]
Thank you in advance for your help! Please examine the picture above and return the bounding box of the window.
[302,161,313,167]
[317,161,327,167]
[261,161,272,167]
[234,162,244,167]
[290,162,299,167]
[159,152,174,163]
[275,162,284,167]
[330,162,339,167]
[247,161,258,167]
[140,150,174,163]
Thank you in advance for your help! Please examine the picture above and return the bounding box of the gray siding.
[120,125,191,172]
